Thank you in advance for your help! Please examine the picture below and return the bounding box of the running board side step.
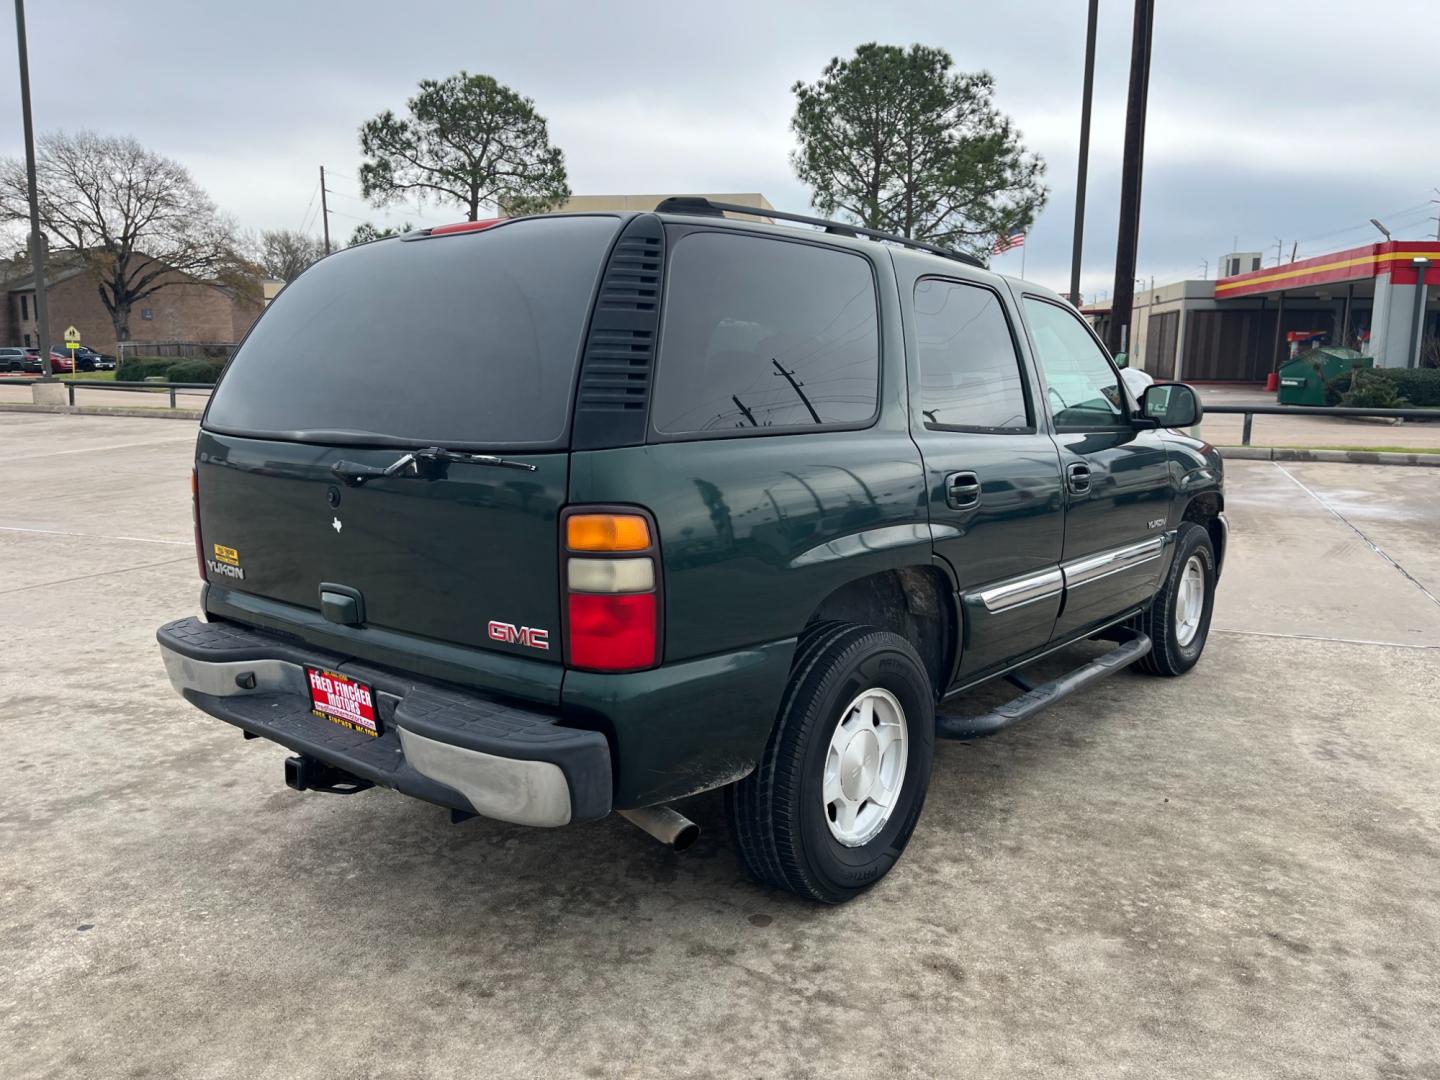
[936,629,1152,741]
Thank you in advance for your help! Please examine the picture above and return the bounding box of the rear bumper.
[157,617,611,826]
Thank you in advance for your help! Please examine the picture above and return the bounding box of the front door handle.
[945,471,981,510]
[1067,462,1092,495]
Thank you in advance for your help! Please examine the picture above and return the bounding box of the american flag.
[992,230,1026,256]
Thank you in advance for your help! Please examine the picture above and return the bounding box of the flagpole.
[1020,232,1027,279]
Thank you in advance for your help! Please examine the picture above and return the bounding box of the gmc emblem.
[488,620,550,651]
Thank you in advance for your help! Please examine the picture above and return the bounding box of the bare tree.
[257,229,327,281]
[0,131,250,342]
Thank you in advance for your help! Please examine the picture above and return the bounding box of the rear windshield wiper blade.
[332,446,537,486]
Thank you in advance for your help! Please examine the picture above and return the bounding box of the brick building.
[0,255,263,355]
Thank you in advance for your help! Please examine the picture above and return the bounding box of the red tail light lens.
[562,507,660,672]
[566,593,657,671]
[191,467,205,580]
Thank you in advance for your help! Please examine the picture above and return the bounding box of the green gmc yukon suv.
[157,199,1225,903]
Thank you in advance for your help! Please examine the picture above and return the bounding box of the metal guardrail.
[1203,404,1439,446]
[2,378,213,409]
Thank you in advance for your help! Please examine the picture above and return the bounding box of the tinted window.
[1023,297,1127,428]
[206,215,620,447]
[913,278,1029,431]
[651,232,879,435]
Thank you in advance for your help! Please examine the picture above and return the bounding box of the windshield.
[205,214,620,449]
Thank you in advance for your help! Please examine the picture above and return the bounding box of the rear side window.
[205,215,620,448]
[650,232,879,435]
[913,278,1030,431]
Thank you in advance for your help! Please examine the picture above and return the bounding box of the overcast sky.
[4,0,1438,298]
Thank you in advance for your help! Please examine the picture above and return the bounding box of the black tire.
[726,622,935,904]
[1135,522,1216,676]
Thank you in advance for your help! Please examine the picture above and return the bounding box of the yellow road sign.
[63,325,81,343]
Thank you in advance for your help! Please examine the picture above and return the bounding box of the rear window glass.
[206,215,619,447]
[650,231,879,435]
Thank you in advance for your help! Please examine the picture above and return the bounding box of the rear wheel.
[726,623,935,903]
[1135,522,1216,676]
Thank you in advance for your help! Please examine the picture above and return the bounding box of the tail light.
[563,509,660,672]
[191,467,205,580]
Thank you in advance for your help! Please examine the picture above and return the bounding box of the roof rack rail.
[653,196,986,269]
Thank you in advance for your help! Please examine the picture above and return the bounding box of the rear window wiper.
[332,446,537,486]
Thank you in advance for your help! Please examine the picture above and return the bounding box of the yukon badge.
[488,620,550,651]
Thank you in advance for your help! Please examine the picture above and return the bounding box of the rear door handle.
[945,471,981,510]
[1067,463,1092,495]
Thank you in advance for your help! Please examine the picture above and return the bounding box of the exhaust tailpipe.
[618,806,700,852]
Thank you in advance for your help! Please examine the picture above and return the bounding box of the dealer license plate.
[306,667,379,737]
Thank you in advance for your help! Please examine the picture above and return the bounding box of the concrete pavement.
[3,414,1439,1079]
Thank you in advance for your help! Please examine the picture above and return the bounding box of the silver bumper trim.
[161,648,307,697]
[398,728,572,828]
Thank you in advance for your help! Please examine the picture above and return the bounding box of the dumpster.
[1277,346,1372,406]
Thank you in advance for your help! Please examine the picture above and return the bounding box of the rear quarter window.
[650,231,880,436]
[205,215,620,448]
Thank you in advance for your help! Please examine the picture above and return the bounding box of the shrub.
[1326,367,1440,408]
[116,356,177,382]
[1381,367,1440,407]
[165,359,225,384]
[1341,368,1410,409]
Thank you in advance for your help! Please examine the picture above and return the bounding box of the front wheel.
[1135,522,1216,676]
[726,623,935,903]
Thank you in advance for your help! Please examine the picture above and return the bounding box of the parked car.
[157,200,1225,903]
[51,345,96,372]
[0,347,26,372]
[21,347,68,373]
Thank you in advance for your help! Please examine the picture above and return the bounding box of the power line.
[296,179,319,235]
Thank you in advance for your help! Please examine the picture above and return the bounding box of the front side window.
[651,232,879,435]
[913,278,1029,431]
[1023,297,1127,429]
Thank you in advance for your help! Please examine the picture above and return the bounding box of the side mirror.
[1139,382,1203,428]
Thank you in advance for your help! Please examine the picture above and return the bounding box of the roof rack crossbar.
[653,197,985,269]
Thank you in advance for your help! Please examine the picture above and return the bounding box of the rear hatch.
[197,214,622,663]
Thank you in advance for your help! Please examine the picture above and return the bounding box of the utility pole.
[13,0,52,377]
[1105,0,1155,357]
[1068,0,1099,306]
[771,358,821,425]
[1290,241,1298,263]
[731,394,757,427]
[319,165,332,255]
[1274,236,1284,266]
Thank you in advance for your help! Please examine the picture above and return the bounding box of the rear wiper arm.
[332,446,537,486]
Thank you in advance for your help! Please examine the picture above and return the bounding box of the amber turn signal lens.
[566,513,650,552]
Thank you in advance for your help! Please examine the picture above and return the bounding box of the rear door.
[1017,294,1172,639]
[901,269,1066,683]
[197,214,622,662]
